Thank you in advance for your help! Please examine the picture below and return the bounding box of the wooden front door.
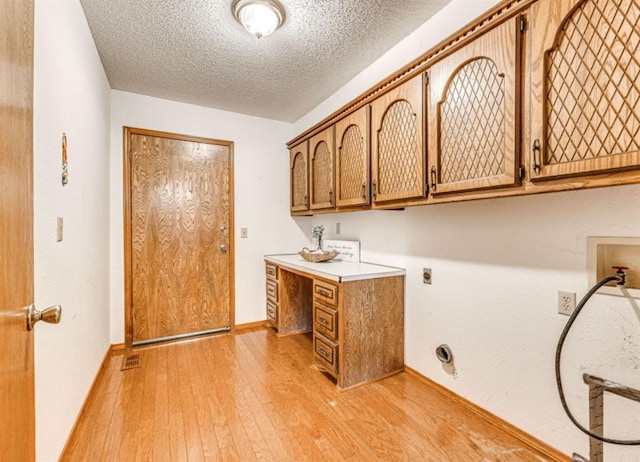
[124,128,234,346]
[0,0,36,460]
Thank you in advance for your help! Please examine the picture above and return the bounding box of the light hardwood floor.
[61,328,553,461]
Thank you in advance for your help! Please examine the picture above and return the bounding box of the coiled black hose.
[555,274,640,445]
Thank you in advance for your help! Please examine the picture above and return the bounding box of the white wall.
[109,91,309,343]
[33,0,112,460]
[296,0,640,459]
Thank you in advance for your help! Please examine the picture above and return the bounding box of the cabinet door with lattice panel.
[429,16,522,195]
[290,141,309,213]
[371,74,426,204]
[335,106,370,208]
[309,126,335,210]
[530,0,640,180]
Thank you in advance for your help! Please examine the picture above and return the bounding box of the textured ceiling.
[80,0,451,122]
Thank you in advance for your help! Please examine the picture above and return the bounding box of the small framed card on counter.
[323,240,360,263]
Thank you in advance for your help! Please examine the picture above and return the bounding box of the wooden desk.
[264,254,405,390]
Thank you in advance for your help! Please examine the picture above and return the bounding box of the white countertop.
[264,254,405,282]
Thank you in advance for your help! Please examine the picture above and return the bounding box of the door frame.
[122,126,235,348]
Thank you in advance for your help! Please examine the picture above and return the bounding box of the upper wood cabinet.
[530,0,640,180]
[287,0,640,216]
[429,16,523,195]
[335,106,370,208]
[371,74,426,204]
[290,141,309,213]
[309,127,335,210]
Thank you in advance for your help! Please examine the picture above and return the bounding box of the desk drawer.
[314,303,338,341]
[266,279,278,302]
[314,334,338,374]
[266,299,277,325]
[313,279,338,307]
[265,263,278,281]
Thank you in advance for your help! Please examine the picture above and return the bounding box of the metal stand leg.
[586,377,604,462]
[572,374,640,462]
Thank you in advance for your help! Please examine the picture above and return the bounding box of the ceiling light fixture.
[232,0,285,39]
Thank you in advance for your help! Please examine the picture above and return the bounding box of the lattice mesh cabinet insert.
[378,100,421,195]
[339,125,366,201]
[545,0,640,164]
[312,141,332,205]
[292,151,307,208]
[440,58,506,183]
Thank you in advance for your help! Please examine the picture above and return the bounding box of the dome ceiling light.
[232,0,285,39]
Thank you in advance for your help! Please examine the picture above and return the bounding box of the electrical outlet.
[558,291,576,316]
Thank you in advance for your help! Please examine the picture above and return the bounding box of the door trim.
[123,126,235,349]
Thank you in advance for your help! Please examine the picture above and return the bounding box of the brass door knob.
[27,304,62,331]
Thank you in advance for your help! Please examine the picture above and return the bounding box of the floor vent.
[121,354,141,371]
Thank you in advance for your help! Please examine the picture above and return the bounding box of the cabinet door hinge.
[424,71,430,86]
[519,15,527,33]
[519,166,526,180]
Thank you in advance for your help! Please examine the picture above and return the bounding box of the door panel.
[335,106,370,208]
[290,141,309,212]
[429,16,521,194]
[0,0,35,460]
[309,126,335,210]
[371,75,426,204]
[530,0,640,180]
[126,129,233,345]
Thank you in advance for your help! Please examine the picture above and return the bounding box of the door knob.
[220,226,227,233]
[220,244,227,252]
[27,304,62,331]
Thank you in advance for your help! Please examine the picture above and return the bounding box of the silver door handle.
[220,244,227,252]
[27,304,62,331]
[220,226,227,233]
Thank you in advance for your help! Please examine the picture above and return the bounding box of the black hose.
[555,275,640,445]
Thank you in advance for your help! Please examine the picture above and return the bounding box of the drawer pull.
[318,347,329,357]
[319,316,329,324]
[317,288,331,298]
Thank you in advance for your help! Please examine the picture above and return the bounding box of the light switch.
[57,217,63,242]
[240,227,248,239]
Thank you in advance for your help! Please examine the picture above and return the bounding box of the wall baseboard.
[58,347,112,460]
[235,320,268,332]
[403,366,570,462]
[110,342,126,356]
